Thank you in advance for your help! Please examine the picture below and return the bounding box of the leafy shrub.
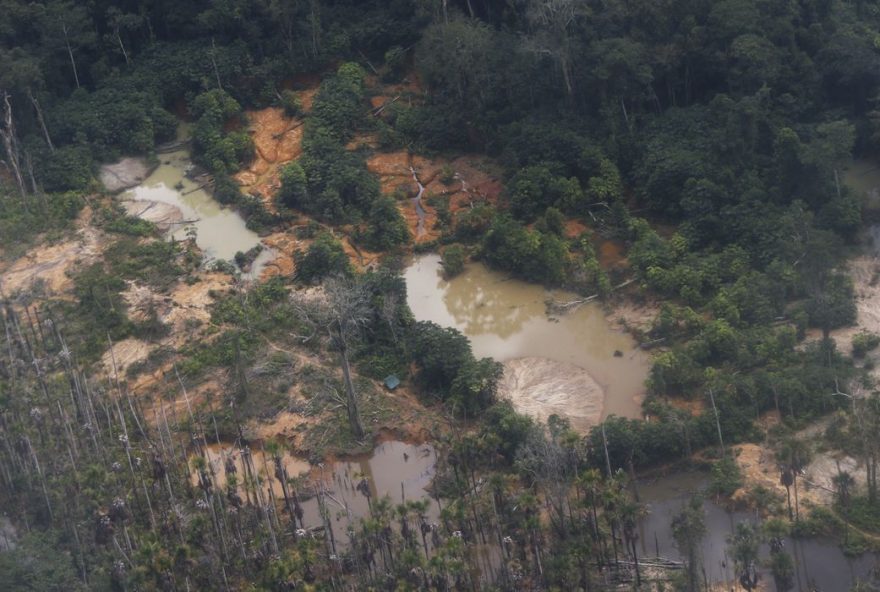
[852,332,880,358]
[441,244,466,278]
[39,145,94,192]
[708,456,743,497]
[357,196,410,251]
[280,89,302,117]
[294,232,352,283]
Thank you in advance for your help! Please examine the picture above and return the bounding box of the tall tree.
[36,1,96,90]
[672,495,706,592]
[294,275,369,440]
[526,0,589,99]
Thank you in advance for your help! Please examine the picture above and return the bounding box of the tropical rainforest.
[2,0,880,590]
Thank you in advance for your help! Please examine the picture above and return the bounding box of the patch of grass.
[841,496,880,535]
[0,190,84,256]
[96,205,156,237]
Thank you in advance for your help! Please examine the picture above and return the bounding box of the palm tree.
[729,522,760,591]
[672,495,706,592]
[834,469,857,544]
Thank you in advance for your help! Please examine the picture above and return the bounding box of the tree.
[806,272,856,339]
[728,522,760,591]
[35,1,96,90]
[359,196,410,251]
[764,518,793,592]
[672,495,706,592]
[777,436,811,523]
[441,244,466,278]
[293,232,351,284]
[294,275,370,440]
[526,0,589,99]
[105,7,144,65]
[278,162,309,210]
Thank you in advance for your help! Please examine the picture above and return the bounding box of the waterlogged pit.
[119,144,272,276]
[404,255,651,429]
[192,440,438,547]
[636,472,879,589]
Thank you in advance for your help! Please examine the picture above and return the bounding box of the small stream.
[409,166,427,237]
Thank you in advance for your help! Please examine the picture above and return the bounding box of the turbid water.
[637,472,879,590]
[404,254,651,421]
[120,129,271,276]
[193,440,438,547]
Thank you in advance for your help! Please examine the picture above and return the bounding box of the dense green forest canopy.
[4,0,880,590]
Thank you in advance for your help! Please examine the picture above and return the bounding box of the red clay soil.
[235,107,306,211]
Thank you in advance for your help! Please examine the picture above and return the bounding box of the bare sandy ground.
[0,211,101,296]
[100,157,152,193]
[497,357,604,433]
[100,273,232,379]
[122,200,184,232]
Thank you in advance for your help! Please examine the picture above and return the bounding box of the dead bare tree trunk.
[114,28,130,65]
[0,91,27,200]
[210,38,223,91]
[338,337,365,440]
[61,21,81,89]
[27,90,54,153]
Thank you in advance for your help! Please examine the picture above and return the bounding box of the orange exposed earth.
[234,73,502,263]
[234,107,306,210]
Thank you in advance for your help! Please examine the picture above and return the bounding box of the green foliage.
[310,62,366,142]
[409,320,499,414]
[440,244,466,278]
[481,401,535,463]
[38,145,93,192]
[298,123,379,222]
[277,162,308,210]
[280,89,302,117]
[0,533,86,591]
[852,332,880,358]
[357,195,410,251]
[48,81,176,160]
[482,213,569,286]
[60,237,183,360]
[708,456,744,498]
[508,165,584,221]
[807,273,857,336]
[293,232,351,284]
[0,190,83,255]
[191,89,252,176]
[382,46,406,82]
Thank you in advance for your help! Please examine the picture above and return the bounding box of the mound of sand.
[122,200,184,232]
[497,357,604,433]
[100,157,152,193]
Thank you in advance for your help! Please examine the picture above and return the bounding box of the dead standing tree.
[294,276,369,440]
[0,91,26,200]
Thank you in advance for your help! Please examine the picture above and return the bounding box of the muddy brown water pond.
[638,472,879,590]
[120,129,273,277]
[193,440,439,546]
[404,254,651,421]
